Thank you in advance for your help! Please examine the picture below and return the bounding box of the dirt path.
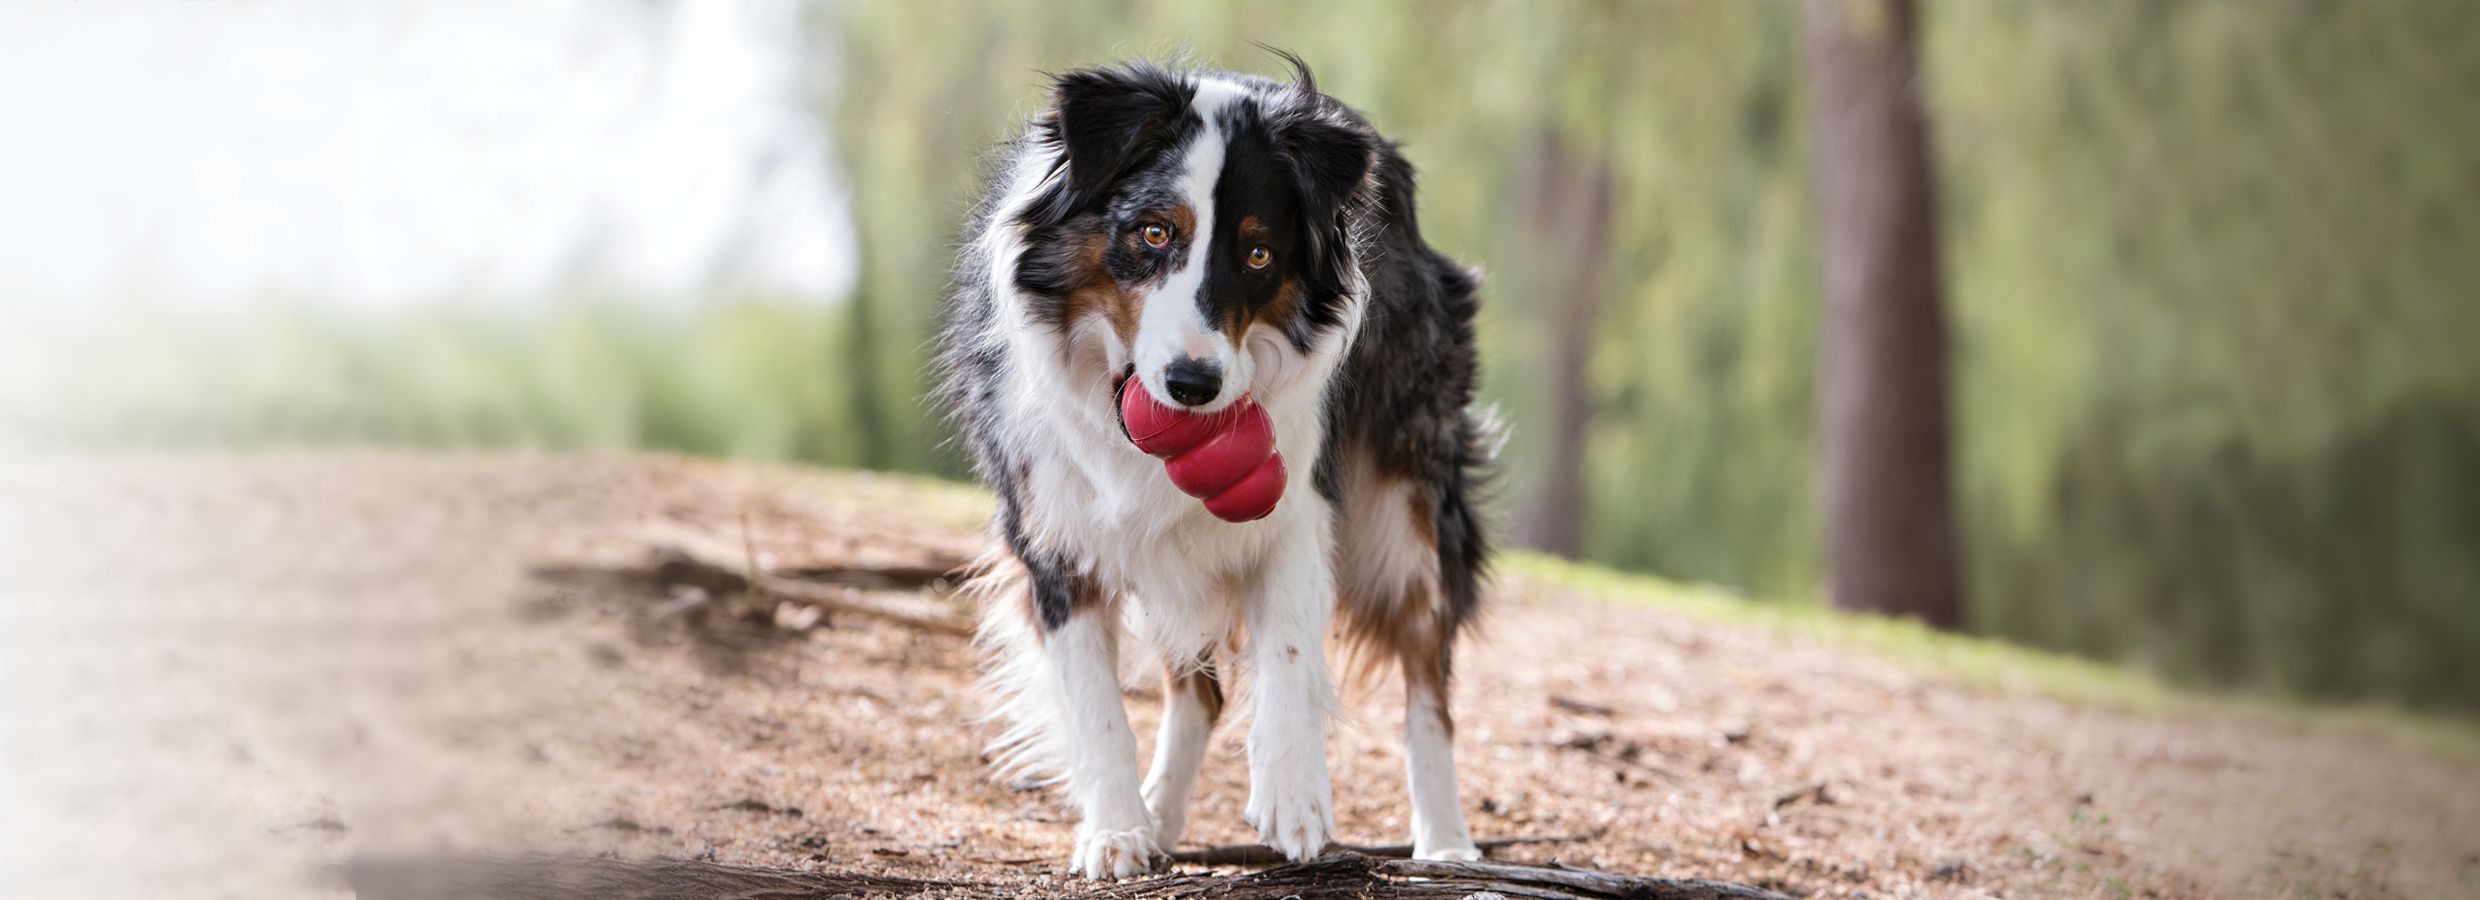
[2,453,2473,898]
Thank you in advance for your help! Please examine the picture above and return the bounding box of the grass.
[1496,551,2480,766]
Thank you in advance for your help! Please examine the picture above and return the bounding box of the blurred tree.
[1506,132,1613,558]
[1803,0,1962,627]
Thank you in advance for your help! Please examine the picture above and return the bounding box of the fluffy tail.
[963,549,1073,787]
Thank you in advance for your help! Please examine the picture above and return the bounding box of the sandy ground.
[1,452,2474,899]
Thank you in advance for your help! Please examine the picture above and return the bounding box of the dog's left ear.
[1274,113,1376,214]
[1263,50,1377,237]
[1271,104,1378,294]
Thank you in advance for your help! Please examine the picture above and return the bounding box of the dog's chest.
[1021,420,1278,577]
[1006,383,1334,600]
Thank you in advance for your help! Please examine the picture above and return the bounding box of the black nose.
[1162,357,1223,407]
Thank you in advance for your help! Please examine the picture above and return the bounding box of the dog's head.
[1011,57,1380,413]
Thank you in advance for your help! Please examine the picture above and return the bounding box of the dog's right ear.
[1022,64,1193,228]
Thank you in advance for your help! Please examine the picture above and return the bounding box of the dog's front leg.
[1041,605,1159,878]
[1241,525,1338,861]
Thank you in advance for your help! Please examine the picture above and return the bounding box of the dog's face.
[1013,64,1377,413]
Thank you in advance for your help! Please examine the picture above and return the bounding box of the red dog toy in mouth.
[1118,379,1286,523]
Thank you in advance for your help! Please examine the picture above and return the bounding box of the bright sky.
[0,0,855,311]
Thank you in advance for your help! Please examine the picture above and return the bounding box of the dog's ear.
[1273,113,1376,220]
[1264,49,1376,226]
[1270,100,1378,296]
[1023,64,1192,227]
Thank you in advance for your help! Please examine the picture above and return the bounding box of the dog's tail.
[962,548,1073,788]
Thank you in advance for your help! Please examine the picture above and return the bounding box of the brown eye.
[1141,223,1171,248]
[1246,245,1272,269]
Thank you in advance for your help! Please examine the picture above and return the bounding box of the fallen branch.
[347,851,1794,900]
[530,539,977,638]
[777,560,966,591]
[657,524,970,591]
[1169,832,1598,866]
[654,549,977,638]
[1375,857,1794,899]
[348,855,960,899]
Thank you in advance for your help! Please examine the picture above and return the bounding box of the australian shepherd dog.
[936,53,1493,879]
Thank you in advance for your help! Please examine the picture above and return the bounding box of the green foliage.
[0,300,867,465]
[1927,1,2480,711]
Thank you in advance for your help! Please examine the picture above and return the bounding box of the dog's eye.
[1246,246,1272,270]
[1141,223,1172,248]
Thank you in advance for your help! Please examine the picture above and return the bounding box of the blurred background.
[4,0,2474,720]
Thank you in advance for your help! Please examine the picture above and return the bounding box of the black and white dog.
[937,55,1493,879]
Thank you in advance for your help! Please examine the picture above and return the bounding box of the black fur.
[1020,64,1198,230]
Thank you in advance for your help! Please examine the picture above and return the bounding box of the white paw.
[1244,757,1334,861]
[1415,843,1483,862]
[1071,825,1161,880]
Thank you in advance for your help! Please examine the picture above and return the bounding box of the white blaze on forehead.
[1189,77,1249,123]
[1132,78,1252,405]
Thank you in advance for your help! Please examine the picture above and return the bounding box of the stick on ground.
[529,538,977,638]
[1168,832,1597,865]
[347,851,1794,900]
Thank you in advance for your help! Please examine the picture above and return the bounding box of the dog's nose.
[1162,357,1223,407]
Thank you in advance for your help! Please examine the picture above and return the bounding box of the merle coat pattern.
[936,55,1492,879]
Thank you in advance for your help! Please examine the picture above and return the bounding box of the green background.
[9,1,2474,716]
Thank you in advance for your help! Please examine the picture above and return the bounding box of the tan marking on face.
[1072,286,1139,346]
[1052,227,1146,348]
[1223,215,1304,346]
[1237,277,1305,345]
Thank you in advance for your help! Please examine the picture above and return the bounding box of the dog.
[936,53,1493,879]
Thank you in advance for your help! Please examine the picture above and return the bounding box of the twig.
[1375,856,1795,900]
[777,562,962,591]
[1550,695,1616,717]
[1169,833,1598,866]
[650,541,974,637]
[1771,781,1829,810]
[1546,732,1678,781]
[649,587,710,621]
[660,523,969,591]
[714,567,975,638]
[737,508,771,610]
[1758,780,1832,829]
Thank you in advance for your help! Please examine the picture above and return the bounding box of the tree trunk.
[1511,130,1615,559]
[1802,0,1964,628]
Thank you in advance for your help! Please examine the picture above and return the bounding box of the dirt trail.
[1,453,2473,898]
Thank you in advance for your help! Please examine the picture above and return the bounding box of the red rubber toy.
[1119,380,1286,522]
